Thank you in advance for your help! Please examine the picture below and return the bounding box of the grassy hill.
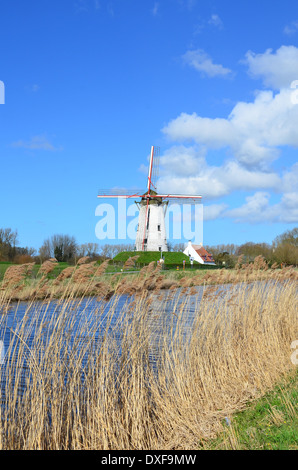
[113,251,197,266]
[112,251,221,271]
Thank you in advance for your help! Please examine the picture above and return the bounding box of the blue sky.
[0,0,298,252]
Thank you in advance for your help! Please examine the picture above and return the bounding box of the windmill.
[97,146,202,252]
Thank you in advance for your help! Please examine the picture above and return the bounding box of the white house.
[183,241,215,265]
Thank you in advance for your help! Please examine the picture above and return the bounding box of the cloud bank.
[159,45,298,224]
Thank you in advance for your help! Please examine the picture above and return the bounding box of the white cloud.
[156,144,298,223]
[163,112,234,147]
[224,191,298,224]
[225,192,271,222]
[208,14,223,29]
[74,0,102,13]
[281,162,298,193]
[74,0,88,13]
[32,84,39,92]
[163,87,298,169]
[160,145,206,176]
[280,193,298,222]
[182,49,232,78]
[138,163,148,175]
[107,2,114,16]
[284,21,298,35]
[24,84,40,93]
[177,0,197,11]
[11,135,61,151]
[245,45,298,89]
[157,146,281,199]
[152,2,159,16]
[203,203,227,221]
[193,13,223,35]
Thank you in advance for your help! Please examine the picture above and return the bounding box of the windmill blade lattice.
[150,146,160,191]
[97,188,144,198]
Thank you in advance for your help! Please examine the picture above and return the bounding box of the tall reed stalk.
[0,279,296,449]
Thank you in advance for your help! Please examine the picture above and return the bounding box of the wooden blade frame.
[142,146,155,250]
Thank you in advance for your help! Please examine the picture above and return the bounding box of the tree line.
[205,227,298,267]
[0,227,297,267]
[0,229,136,264]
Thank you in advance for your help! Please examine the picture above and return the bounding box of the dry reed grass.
[0,255,297,304]
[1,263,35,288]
[123,255,139,270]
[0,274,296,450]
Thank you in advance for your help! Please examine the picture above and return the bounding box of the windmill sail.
[150,194,202,204]
[97,188,144,198]
[149,146,160,191]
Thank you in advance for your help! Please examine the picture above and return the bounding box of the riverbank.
[205,370,297,450]
[0,256,297,303]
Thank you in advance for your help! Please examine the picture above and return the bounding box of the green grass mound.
[113,251,195,265]
[113,251,221,269]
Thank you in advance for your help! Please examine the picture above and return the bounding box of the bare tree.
[0,228,18,261]
[171,242,187,252]
[99,243,135,259]
[77,243,100,259]
[39,234,77,263]
[236,242,272,262]
[39,238,52,261]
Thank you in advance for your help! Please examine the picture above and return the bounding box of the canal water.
[0,280,288,404]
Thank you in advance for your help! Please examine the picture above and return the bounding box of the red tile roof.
[193,245,214,263]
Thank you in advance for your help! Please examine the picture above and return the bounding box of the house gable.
[183,241,215,265]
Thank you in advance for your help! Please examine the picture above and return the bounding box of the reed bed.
[0,271,297,449]
[0,255,297,304]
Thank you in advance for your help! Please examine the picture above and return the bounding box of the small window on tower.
[157,224,161,231]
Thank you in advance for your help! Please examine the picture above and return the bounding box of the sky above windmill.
[0,0,298,251]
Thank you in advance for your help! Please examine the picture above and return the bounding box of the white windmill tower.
[97,146,202,252]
